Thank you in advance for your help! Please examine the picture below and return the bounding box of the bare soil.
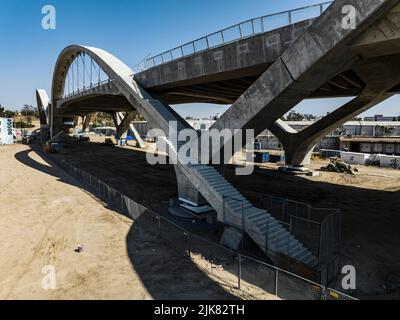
[0,144,277,300]
[3,137,399,299]
[53,137,400,299]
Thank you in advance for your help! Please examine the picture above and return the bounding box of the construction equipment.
[321,158,354,174]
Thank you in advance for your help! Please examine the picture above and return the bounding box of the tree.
[0,104,16,118]
[20,105,39,117]
[284,110,317,121]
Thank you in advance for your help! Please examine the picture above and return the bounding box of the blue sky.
[0,0,398,118]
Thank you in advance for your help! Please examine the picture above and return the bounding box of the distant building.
[340,137,400,155]
[186,119,215,131]
[259,120,400,155]
[363,115,399,122]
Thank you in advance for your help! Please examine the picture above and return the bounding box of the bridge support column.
[271,55,400,166]
[83,113,94,132]
[175,165,207,206]
[271,92,394,167]
[113,112,146,148]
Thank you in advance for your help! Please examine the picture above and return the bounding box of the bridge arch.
[49,45,189,138]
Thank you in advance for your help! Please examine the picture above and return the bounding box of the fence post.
[287,225,291,271]
[283,198,288,222]
[265,219,269,261]
[241,200,245,253]
[237,253,242,290]
[275,269,279,298]
[223,196,226,225]
[187,233,191,259]
[157,216,161,239]
[321,286,327,300]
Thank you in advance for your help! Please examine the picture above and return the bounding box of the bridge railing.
[62,78,111,100]
[139,1,333,72]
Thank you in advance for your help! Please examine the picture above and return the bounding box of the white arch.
[50,45,189,137]
[36,89,50,125]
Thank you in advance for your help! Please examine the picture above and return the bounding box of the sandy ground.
[52,137,400,299]
[0,144,279,300]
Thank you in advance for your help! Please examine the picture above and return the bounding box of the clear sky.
[0,0,398,118]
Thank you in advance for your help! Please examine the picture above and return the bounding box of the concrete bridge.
[37,0,400,274]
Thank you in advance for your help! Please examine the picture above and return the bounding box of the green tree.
[20,105,39,117]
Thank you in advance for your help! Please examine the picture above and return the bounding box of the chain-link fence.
[40,150,355,300]
[259,194,341,284]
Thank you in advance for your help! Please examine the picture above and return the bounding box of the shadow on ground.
[15,146,239,300]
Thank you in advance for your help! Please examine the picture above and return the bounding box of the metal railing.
[260,194,341,284]
[141,1,333,71]
[62,78,112,100]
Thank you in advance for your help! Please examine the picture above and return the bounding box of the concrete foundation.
[175,165,207,206]
[220,227,244,251]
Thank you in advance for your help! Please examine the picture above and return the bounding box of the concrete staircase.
[163,137,318,268]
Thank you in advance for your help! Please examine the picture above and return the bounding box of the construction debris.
[75,244,84,253]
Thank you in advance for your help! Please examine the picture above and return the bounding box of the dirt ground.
[49,136,400,299]
[0,144,279,300]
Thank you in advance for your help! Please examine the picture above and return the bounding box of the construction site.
[1,0,400,302]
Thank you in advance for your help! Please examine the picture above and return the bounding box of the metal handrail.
[62,78,111,99]
[142,1,333,71]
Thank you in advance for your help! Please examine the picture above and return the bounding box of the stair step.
[229,203,253,212]
[246,209,267,218]
[282,243,303,256]
[196,167,217,173]
[266,223,282,234]
[292,250,312,262]
[260,224,281,235]
[273,239,299,253]
[303,255,317,266]
[251,215,269,224]
[268,228,287,242]
[217,188,238,195]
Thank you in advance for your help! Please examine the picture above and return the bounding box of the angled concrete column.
[35,89,50,126]
[270,55,400,166]
[115,112,146,148]
[271,94,391,166]
[36,89,51,142]
[112,112,121,128]
[83,113,94,132]
[115,112,132,138]
[128,122,146,148]
[208,0,398,160]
